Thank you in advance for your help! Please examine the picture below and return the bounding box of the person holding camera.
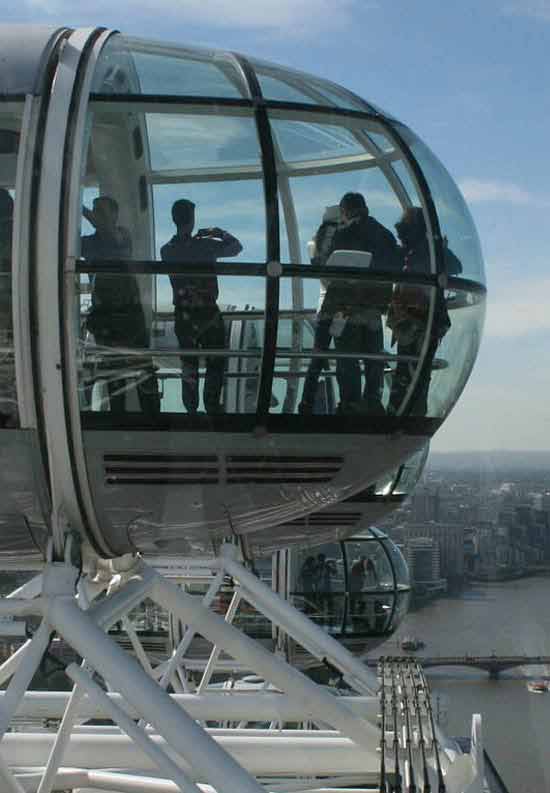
[161,199,242,415]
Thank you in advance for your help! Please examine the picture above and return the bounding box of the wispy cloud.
[502,0,550,22]
[24,0,370,37]
[485,276,550,338]
[459,178,550,208]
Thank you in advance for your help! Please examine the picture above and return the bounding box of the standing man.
[161,199,242,416]
[82,196,160,417]
[322,192,399,414]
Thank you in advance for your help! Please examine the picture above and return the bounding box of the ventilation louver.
[103,453,344,486]
[285,511,362,528]
[225,455,343,484]
[103,454,220,485]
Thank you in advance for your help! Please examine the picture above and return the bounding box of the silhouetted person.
[82,196,160,416]
[299,555,317,614]
[321,193,399,414]
[299,205,340,415]
[161,199,242,415]
[387,206,461,416]
[315,552,336,619]
[350,555,367,627]
[0,189,17,428]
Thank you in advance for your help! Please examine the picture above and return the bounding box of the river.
[376,575,550,792]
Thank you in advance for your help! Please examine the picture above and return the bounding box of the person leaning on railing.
[320,192,400,416]
[387,207,462,416]
[82,196,161,417]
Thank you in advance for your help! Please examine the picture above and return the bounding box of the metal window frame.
[33,27,114,559]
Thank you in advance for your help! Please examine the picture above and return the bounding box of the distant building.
[391,522,464,591]
[401,537,446,599]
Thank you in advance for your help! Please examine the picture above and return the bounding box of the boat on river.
[401,636,425,652]
[527,680,548,694]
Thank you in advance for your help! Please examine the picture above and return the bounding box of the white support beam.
[0,622,51,739]
[220,549,378,695]
[43,592,266,793]
[1,731,380,776]
[67,663,203,793]
[0,691,379,724]
[150,569,381,751]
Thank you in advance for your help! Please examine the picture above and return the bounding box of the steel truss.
[0,541,485,793]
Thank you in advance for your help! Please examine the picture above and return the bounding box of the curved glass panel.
[0,103,22,429]
[426,287,486,419]
[82,102,265,261]
[344,538,393,635]
[392,444,429,496]
[381,537,411,588]
[77,97,267,420]
[291,542,344,634]
[392,122,486,284]
[270,112,410,268]
[77,273,265,417]
[275,275,431,418]
[92,34,248,98]
[249,57,371,111]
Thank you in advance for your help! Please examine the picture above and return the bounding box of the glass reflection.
[293,543,344,634]
[391,122,486,284]
[290,533,410,637]
[92,35,248,98]
[76,85,484,424]
[78,273,266,416]
[0,110,21,429]
[248,57,371,111]
[276,275,427,418]
[81,196,160,417]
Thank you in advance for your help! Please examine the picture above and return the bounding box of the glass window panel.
[83,104,266,264]
[381,538,411,588]
[425,287,486,419]
[392,590,411,632]
[92,34,247,98]
[274,173,404,268]
[366,130,396,153]
[392,122,485,283]
[344,537,395,634]
[77,272,266,419]
[250,57,371,111]
[272,118,367,165]
[276,275,425,418]
[0,104,22,429]
[345,592,394,635]
[392,444,429,495]
[79,102,267,420]
[291,542,344,634]
[345,538,394,588]
[146,112,262,172]
[391,159,422,205]
[256,73,323,105]
[153,181,266,264]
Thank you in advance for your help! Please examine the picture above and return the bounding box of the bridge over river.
[366,654,550,679]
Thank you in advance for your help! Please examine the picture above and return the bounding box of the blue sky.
[5,1,550,451]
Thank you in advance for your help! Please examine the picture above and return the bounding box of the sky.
[3,1,550,452]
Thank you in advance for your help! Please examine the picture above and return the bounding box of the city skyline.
[4,2,549,451]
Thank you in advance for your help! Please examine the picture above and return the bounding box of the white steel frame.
[0,541,485,793]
